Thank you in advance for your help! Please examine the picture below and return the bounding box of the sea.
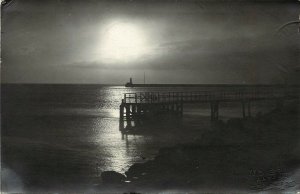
[1,84,291,192]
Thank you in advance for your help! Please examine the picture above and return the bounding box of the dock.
[119,87,299,131]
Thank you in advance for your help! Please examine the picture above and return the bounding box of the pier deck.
[119,87,299,131]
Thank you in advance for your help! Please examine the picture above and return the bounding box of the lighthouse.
[125,77,133,87]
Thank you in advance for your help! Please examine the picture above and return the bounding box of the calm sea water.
[1,84,278,191]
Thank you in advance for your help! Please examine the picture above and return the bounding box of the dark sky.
[2,0,300,84]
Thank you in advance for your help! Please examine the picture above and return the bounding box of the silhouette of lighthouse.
[125,77,133,87]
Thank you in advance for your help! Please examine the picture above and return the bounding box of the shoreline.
[101,100,300,192]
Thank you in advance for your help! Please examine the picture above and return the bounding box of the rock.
[125,163,147,178]
[101,171,126,183]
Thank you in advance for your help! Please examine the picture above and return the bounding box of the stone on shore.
[101,171,126,183]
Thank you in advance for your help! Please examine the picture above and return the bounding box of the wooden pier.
[119,87,299,131]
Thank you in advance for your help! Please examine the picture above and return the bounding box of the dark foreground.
[101,101,300,193]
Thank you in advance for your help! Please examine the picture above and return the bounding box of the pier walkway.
[119,87,299,130]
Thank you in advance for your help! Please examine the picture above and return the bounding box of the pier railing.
[122,89,298,104]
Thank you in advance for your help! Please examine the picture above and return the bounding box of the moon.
[100,21,148,63]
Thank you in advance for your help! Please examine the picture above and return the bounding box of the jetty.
[119,86,299,131]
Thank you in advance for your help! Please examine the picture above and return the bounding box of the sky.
[1,0,300,84]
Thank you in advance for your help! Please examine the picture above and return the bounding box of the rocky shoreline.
[101,101,300,192]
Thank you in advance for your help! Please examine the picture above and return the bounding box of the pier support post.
[175,102,182,117]
[247,101,251,117]
[137,104,141,116]
[242,101,252,118]
[119,103,125,131]
[125,105,132,128]
[120,104,124,120]
[210,102,219,122]
[180,101,183,117]
[242,101,246,118]
[132,104,136,119]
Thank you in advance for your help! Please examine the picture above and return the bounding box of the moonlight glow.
[100,22,148,63]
